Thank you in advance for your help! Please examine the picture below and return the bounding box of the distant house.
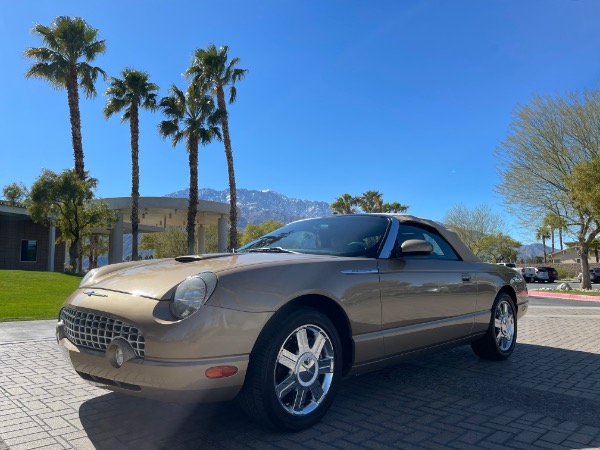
[0,201,65,272]
[548,243,597,264]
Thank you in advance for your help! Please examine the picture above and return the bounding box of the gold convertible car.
[56,214,528,430]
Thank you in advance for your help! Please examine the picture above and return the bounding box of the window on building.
[20,240,38,262]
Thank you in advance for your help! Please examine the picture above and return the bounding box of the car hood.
[81,252,330,299]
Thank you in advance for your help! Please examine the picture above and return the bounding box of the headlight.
[79,268,100,288]
[171,272,218,319]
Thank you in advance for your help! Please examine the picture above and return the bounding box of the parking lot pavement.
[1,305,600,450]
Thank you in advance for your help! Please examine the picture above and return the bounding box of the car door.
[378,223,479,356]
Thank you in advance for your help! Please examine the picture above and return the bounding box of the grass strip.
[0,270,81,321]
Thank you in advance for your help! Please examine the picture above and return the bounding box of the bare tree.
[443,203,506,258]
[495,90,600,289]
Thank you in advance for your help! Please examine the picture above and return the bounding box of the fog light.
[115,347,124,367]
[107,338,136,368]
[206,365,238,379]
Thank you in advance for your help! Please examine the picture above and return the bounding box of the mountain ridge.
[165,187,332,227]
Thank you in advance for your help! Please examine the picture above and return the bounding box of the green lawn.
[0,270,81,321]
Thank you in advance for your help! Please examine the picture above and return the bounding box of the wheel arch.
[497,285,518,310]
[251,294,354,376]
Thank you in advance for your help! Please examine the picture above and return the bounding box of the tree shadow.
[79,343,600,449]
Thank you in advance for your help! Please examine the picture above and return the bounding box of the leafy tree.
[535,226,551,263]
[104,68,159,261]
[27,168,114,273]
[140,227,187,258]
[82,235,108,269]
[158,83,221,254]
[187,44,247,251]
[443,203,505,257]
[2,182,28,205]
[331,194,358,214]
[140,224,221,257]
[477,233,522,263]
[495,91,600,288]
[240,219,284,246]
[24,16,106,181]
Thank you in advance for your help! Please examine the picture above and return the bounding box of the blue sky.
[1,0,599,243]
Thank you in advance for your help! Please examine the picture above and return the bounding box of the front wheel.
[238,307,342,431]
[471,293,517,360]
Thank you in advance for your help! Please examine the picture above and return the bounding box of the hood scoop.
[175,253,232,263]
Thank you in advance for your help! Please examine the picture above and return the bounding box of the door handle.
[461,273,471,282]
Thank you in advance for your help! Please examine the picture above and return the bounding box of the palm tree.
[186,44,247,250]
[158,83,221,254]
[104,68,159,261]
[24,16,106,181]
[536,226,551,263]
[331,194,358,214]
[383,202,409,213]
[359,190,384,213]
[590,238,600,263]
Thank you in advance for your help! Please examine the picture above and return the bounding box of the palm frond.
[78,64,105,98]
[24,62,67,89]
[103,97,129,119]
[158,119,180,140]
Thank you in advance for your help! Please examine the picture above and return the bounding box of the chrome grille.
[60,307,145,357]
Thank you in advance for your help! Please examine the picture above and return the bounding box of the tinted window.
[20,240,38,262]
[238,216,390,257]
[394,224,459,261]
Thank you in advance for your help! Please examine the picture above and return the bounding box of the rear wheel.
[471,293,517,360]
[238,307,342,431]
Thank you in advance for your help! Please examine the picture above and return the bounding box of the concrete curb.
[529,290,600,302]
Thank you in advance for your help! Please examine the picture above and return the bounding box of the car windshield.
[237,215,391,257]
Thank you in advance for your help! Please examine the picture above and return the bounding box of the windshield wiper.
[247,247,297,254]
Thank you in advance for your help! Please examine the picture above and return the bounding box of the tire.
[238,307,342,431]
[471,293,517,360]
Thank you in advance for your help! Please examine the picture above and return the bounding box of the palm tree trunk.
[216,86,237,251]
[550,228,555,253]
[559,229,563,250]
[130,102,140,261]
[66,66,85,181]
[542,236,547,263]
[187,136,199,255]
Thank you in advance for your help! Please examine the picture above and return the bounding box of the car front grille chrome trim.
[60,307,145,358]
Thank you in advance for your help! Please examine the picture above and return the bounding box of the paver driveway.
[1,304,600,449]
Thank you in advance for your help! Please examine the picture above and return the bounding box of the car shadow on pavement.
[79,344,600,449]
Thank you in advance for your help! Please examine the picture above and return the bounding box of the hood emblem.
[83,290,108,297]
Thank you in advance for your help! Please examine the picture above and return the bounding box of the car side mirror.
[399,239,434,256]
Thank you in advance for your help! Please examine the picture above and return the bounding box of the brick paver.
[1,304,600,449]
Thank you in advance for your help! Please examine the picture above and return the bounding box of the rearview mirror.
[400,239,434,256]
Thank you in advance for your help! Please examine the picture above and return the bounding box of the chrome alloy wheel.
[494,299,515,352]
[274,324,335,416]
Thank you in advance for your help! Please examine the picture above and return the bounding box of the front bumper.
[57,333,249,402]
[56,288,273,403]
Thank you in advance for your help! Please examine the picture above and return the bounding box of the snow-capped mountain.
[165,188,331,227]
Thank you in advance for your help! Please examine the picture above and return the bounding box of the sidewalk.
[0,319,56,344]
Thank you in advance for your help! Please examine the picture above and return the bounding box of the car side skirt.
[347,333,485,377]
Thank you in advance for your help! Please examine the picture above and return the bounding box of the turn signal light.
[205,365,238,379]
